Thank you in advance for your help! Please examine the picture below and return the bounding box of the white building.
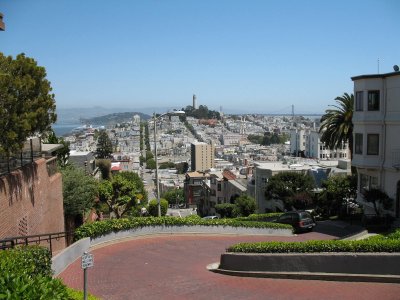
[352,69,400,217]
[248,162,312,213]
[290,128,350,160]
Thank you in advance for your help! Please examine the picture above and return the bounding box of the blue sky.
[1,0,399,115]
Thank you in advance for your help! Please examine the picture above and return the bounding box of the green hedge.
[236,213,283,222]
[74,216,293,240]
[0,245,52,277]
[0,246,69,299]
[0,246,100,300]
[227,229,400,253]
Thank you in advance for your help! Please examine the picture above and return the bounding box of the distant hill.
[56,106,177,125]
[80,112,151,125]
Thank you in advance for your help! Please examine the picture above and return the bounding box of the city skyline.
[1,0,399,114]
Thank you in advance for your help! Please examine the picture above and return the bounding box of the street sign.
[81,252,94,269]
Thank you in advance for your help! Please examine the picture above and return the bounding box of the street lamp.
[153,110,185,217]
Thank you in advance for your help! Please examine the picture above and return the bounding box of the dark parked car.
[276,211,316,233]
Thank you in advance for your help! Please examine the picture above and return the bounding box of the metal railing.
[0,139,42,175]
[0,231,74,256]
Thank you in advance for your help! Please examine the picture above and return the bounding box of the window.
[360,174,379,193]
[355,133,363,154]
[368,91,380,111]
[356,91,363,111]
[367,134,379,155]
[217,183,221,191]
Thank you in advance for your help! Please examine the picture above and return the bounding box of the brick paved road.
[60,231,400,300]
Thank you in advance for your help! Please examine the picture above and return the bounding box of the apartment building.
[248,162,312,213]
[352,69,400,217]
[290,128,308,156]
[291,128,350,160]
[190,142,215,172]
[184,171,209,209]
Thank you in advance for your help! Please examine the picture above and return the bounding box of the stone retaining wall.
[52,225,292,276]
[218,252,400,276]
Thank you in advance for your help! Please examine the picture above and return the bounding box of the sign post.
[81,251,94,300]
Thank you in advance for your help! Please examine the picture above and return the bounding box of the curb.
[207,263,400,284]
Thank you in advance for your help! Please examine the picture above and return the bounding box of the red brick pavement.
[60,233,400,300]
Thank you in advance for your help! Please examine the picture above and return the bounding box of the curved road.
[60,228,400,300]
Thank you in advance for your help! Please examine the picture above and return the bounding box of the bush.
[0,245,52,277]
[215,203,237,218]
[236,213,283,222]
[0,274,69,299]
[66,287,100,300]
[227,228,400,253]
[0,246,69,299]
[148,198,168,216]
[234,195,256,217]
[74,216,293,240]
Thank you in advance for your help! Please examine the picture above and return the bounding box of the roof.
[69,150,93,156]
[229,180,247,192]
[351,71,400,81]
[41,143,64,153]
[209,171,223,179]
[111,162,122,171]
[222,170,236,181]
[186,171,208,178]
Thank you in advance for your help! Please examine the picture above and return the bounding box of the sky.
[1,0,399,115]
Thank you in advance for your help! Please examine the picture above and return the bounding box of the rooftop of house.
[41,143,64,154]
[186,171,209,178]
[351,70,400,81]
[222,170,236,181]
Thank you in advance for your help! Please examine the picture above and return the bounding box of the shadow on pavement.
[312,219,365,238]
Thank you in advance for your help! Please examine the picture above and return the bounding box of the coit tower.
[193,94,197,109]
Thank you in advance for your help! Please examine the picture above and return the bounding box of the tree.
[146,158,156,170]
[317,175,357,217]
[175,162,189,174]
[0,53,57,157]
[96,159,111,180]
[61,165,98,233]
[234,195,256,217]
[319,93,354,159]
[265,172,315,210]
[148,198,168,216]
[215,203,237,218]
[96,130,113,158]
[159,161,175,169]
[363,188,393,217]
[44,130,70,168]
[146,150,154,160]
[162,188,184,205]
[98,172,145,218]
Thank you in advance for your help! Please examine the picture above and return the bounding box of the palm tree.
[319,93,354,159]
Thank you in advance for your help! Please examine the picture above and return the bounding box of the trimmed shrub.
[215,203,237,218]
[74,216,293,240]
[227,229,400,253]
[0,246,68,299]
[0,245,52,277]
[236,213,283,222]
[0,246,100,299]
[148,198,168,216]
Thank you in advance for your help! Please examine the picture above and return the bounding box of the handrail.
[0,231,74,256]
